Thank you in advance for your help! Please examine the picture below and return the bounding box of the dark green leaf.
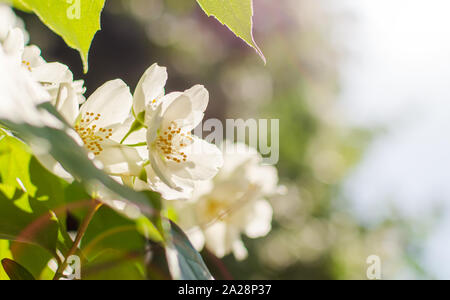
[1,258,36,280]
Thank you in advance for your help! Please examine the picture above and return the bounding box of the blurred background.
[16,0,450,279]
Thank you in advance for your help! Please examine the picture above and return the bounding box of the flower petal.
[247,164,279,195]
[166,137,224,181]
[55,83,80,125]
[80,79,133,128]
[161,94,193,131]
[95,140,143,176]
[138,165,194,200]
[148,149,181,191]
[22,45,45,67]
[244,200,273,239]
[32,62,73,84]
[232,239,248,261]
[3,28,24,60]
[204,222,228,258]
[186,227,206,252]
[133,63,167,116]
[184,85,209,113]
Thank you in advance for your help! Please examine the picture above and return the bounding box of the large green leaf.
[0,130,67,211]
[80,205,146,261]
[166,221,213,280]
[0,133,60,253]
[0,191,59,254]
[16,0,106,73]
[196,0,265,63]
[82,249,146,280]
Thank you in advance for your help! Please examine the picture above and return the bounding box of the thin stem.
[53,199,102,280]
[123,142,147,147]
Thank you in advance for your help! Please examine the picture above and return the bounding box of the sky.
[330,0,450,278]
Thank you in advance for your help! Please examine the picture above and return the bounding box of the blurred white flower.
[1,23,86,110]
[0,45,51,125]
[21,45,86,108]
[175,142,279,260]
[1,27,23,61]
[0,4,27,43]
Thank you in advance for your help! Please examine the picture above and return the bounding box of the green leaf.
[0,134,60,254]
[0,190,60,254]
[0,131,35,203]
[1,258,36,280]
[166,221,214,280]
[80,205,146,261]
[17,0,106,73]
[82,249,146,280]
[196,0,265,63]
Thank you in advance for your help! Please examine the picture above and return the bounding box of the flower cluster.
[172,143,280,260]
[0,4,281,260]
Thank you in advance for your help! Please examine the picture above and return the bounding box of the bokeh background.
[15,0,450,279]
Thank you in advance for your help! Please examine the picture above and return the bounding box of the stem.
[123,142,147,147]
[53,199,102,280]
[120,118,146,144]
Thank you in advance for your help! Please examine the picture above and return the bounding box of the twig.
[53,199,102,280]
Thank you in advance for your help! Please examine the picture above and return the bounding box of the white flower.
[2,27,23,60]
[121,65,223,200]
[1,26,86,108]
[0,46,61,128]
[174,143,279,260]
[115,63,168,164]
[133,63,167,120]
[39,79,144,180]
[145,86,223,199]
[71,80,145,175]
[22,45,86,107]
